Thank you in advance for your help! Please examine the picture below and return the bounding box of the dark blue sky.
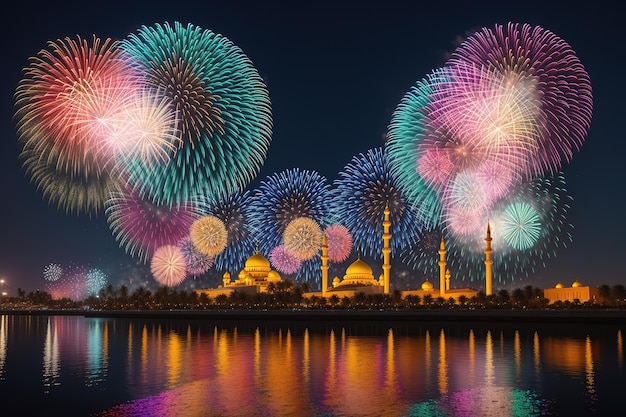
[1,0,622,294]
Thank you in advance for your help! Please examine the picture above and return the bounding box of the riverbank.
[3,308,626,324]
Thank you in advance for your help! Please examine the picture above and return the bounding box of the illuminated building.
[194,249,282,298]
[543,280,601,304]
[401,234,479,302]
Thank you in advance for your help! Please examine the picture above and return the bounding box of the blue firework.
[330,147,424,260]
[120,21,272,207]
[198,190,256,273]
[247,168,333,256]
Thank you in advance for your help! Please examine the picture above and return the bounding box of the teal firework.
[499,202,541,251]
[120,22,272,206]
[385,72,444,228]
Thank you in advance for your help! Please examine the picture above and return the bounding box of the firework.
[178,237,213,276]
[43,263,63,281]
[498,202,542,251]
[46,263,88,300]
[120,21,273,206]
[269,245,302,275]
[86,268,108,296]
[385,74,444,228]
[150,245,187,286]
[324,224,353,263]
[331,147,424,258]
[189,215,228,257]
[197,190,255,273]
[105,185,200,263]
[248,168,332,255]
[283,217,322,260]
[442,22,593,179]
[13,35,145,216]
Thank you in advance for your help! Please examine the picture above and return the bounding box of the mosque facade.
[194,250,283,298]
[543,280,601,304]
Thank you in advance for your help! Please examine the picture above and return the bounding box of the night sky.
[1,0,622,295]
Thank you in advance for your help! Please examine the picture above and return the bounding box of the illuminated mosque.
[195,205,495,302]
[543,280,601,304]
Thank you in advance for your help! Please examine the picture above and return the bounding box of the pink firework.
[106,186,200,263]
[270,245,302,275]
[443,22,593,178]
[324,224,353,263]
[416,146,455,191]
[178,237,213,276]
[150,245,187,287]
[14,35,143,173]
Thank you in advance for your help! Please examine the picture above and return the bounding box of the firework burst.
[120,21,273,206]
[269,245,302,275]
[283,217,322,260]
[189,215,228,257]
[105,185,200,263]
[324,224,353,263]
[150,245,187,286]
[248,168,332,254]
[331,147,424,258]
[178,237,213,276]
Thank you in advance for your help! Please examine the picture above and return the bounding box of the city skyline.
[1,0,623,295]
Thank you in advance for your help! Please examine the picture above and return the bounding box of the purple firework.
[178,237,213,276]
[105,185,200,263]
[270,245,302,275]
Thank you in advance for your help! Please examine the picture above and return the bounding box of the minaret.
[484,222,493,296]
[321,233,329,297]
[382,204,391,294]
[438,235,446,298]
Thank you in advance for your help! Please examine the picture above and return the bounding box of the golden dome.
[267,270,282,281]
[245,253,271,270]
[555,282,564,288]
[421,280,434,291]
[223,271,231,279]
[572,280,583,288]
[345,258,373,277]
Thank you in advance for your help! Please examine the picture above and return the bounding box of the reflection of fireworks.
[178,237,213,276]
[120,21,273,206]
[270,245,302,275]
[86,269,108,296]
[150,245,187,287]
[189,215,228,257]
[331,147,423,258]
[324,224,352,263]
[106,185,199,263]
[198,190,255,273]
[248,168,332,254]
[283,217,322,260]
[43,263,63,281]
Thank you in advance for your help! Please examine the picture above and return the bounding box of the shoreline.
[2,308,626,324]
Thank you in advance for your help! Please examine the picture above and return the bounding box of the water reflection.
[0,315,624,416]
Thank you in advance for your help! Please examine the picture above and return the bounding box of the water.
[0,313,624,416]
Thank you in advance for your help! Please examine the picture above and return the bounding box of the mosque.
[194,205,493,303]
[543,280,601,304]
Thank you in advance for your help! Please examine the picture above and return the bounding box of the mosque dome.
[555,282,564,288]
[344,258,374,279]
[421,280,434,291]
[245,252,271,271]
[267,270,282,282]
[572,280,583,288]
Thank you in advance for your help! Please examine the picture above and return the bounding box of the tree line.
[1,282,625,310]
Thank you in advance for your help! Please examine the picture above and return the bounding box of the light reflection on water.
[0,315,623,416]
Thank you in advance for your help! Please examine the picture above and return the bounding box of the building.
[543,280,601,304]
[195,249,283,298]
[305,255,385,299]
